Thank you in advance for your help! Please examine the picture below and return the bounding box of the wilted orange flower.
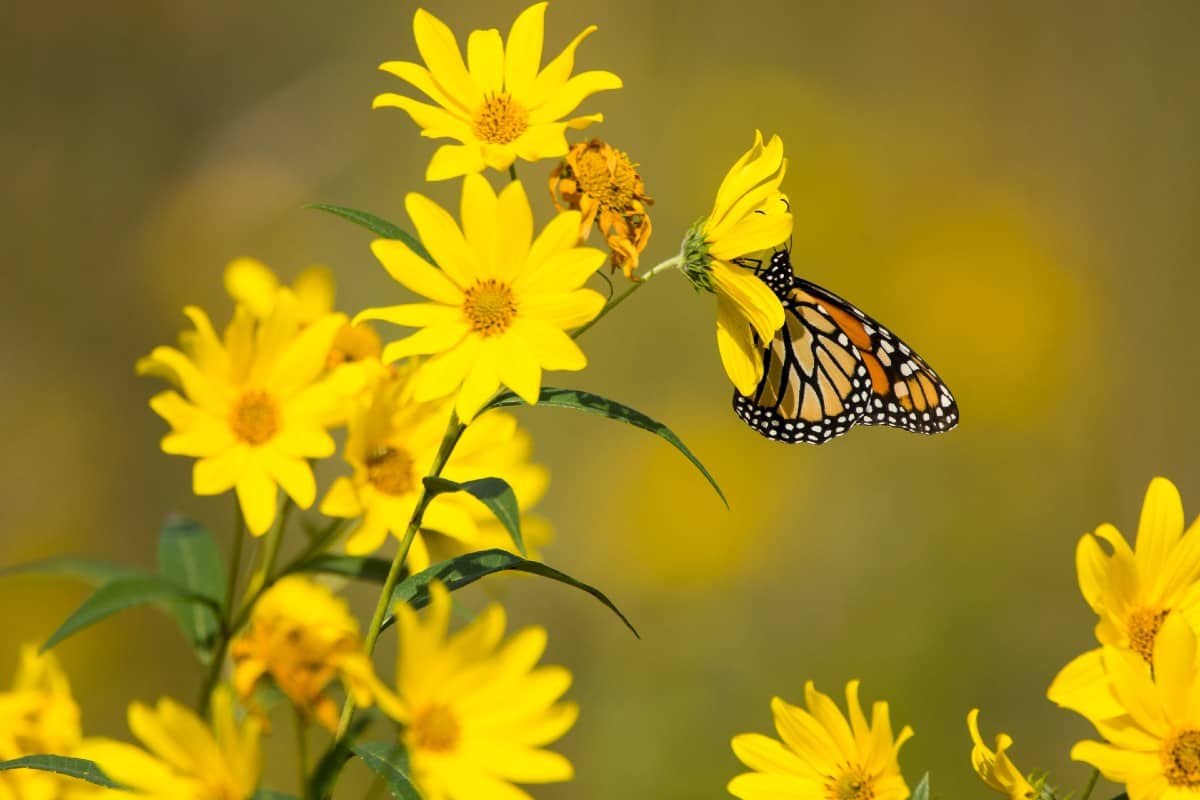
[550,138,653,278]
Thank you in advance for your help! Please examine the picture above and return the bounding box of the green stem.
[571,255,680,340]
[294,705,311,792]
[223,501,246,614]
[241,498,293,607]
[1079,768,1100,800]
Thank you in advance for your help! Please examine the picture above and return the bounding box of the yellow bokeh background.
[4,1,1200,797]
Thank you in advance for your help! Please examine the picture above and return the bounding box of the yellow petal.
[731,732,818,777]
[525,25,597,108]
[705,160,789,243]
[521,209,584,282]
[378,60,467,114]
[406,192,482,288]
[1153,613,1196,726]
[496,180,534,283]
[260,449,316,509]
[494,333,542,404]
[369,239,464,304]
[1103,646,1168,735]
[563,111,604,130]
[516,288,605,330]
[457,353,501,421]
[515,246,605,294]
[512,122,569,162]
[717,293,767,396]
[411,336,483,402]
[194,445,249,496]
[511,318,587,371]
[504,2,546,97]
[152,392,236,457]
[804,682,857,763]
[710,132,783,226]
[528,70,622,124]
[223,257,279,318]
[426,143,489,180]
[769,695,841,771]
[371,93,474,141]
[727,772,822,799]
[461,172,499,277]
[345,506,392,555]
[1136,476,1185,599]
[708,211,794,260]
[381,322,471,362]
[293,265,336,321]
[236,464,278,535]
[712,261,785,341]
[320,476,363,519]
[356,303,463,327]
[144,346,231,414]
[412,8,482,110]
[1046,647,1124,720]
[466,28,504,95]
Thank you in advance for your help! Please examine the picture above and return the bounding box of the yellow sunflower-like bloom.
[1070,613,1200,800]
[550,138,654,278]
[320,367,550,569]
[386,582,577,799]
[728,680,913,800]
[224,257,383,373]
[357,174,606,421]
[679,131,791,395]
[1049,476,1200,721]
[375,3,622,180]
[967,709,1038,800]
[72,688,259,800]
[138,290,362,535]
[230,576,402,731]
[0,646,83,800]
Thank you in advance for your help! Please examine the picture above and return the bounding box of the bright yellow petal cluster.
[321,366,550,569]
[728,680,912,800]
[386,583,577,800]
[138,288,363,535]
[230,576,402,731]
[681,131,791,395]
[0,646,83,800]
[1070,613,1200,800]
[375,3,621,180]
[358,174,606,421]
[967,709,1037,800]
[1049,476,1200,720]
[73,688,260,800]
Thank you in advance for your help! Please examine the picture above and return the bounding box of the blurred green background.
[4,1,1200,797]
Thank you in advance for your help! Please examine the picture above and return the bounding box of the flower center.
[463,279,518,336]
[326,322,382,369]
[473,93,529,145]
[1128,606,1171,662]
[366,447,416,496]
[229,390,279,445]
[412,704,460,753]
[1163,729,1200,787]
[828,766,875,800]
[575,144,639,210]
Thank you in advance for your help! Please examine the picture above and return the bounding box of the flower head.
[357,175,606,421]
[1049,476,1200,719]
[1070,613,1200,800]
[550,138,653,277]
[679,131,791,394]
[967,709,1037,800]
[375,3,622,180]
[0,645,82,800]
[230,576,401,731]
[728,680,913,800]
[386,583,577,800]
[138,289,361,534]
[73,688,260,800]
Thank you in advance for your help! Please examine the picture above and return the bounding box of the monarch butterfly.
[732,248,958,444]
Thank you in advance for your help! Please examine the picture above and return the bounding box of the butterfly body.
[732,250,958,444]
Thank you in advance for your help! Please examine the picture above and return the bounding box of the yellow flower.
[230,576,402,731]
[1049,476,1200,721]
[224,257,383,373]
[357,174,606,421]
[321,367,550,568]
[374,3,622,180]
[679,131,791,395]
[549,138,654,278]
[386,582,577,799]
[73,688,259,800]
[0,645,82,800]
[728,680,912,800]
[967,709,1037,800]
[138,290,361,535]
[1070,613,1200,800]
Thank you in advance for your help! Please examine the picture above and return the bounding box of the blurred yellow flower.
[224,257,382,373]
[139,291,360,535]
[680,131,790,395]
[967,709,1037,800]
[550,138,653,278]
[230,576,401,731]
[320,366,549,568]
[386,583,577,799]
[357,175,606,421]
[1049,477,1200,719]
[374,3,621,180]
[1070,613,1200,800]
[728,680,912,800]
[0,645,82,800]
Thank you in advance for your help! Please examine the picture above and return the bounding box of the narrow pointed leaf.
[306,203,433,265]
[487,387,727,507]
[350,742,421,800]
[0,755,125,789]
[0,557,145,585]
[308,711,378,800]
[423,476,525,556]
[381,549,637,637]
[292,554,396,584]
[911,773,930,800]
[158,516,225,656]
[42,576,219,653]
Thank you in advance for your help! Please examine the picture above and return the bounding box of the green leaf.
[306,203,433,265]
[487,386,727,508]
[0,556,145,585]
[293,554,396,584]
[307,711,378,800]
[350,742,421,800]
[158,516,226,656]
[252,791,299,800]
[0,755,124,789]
[381,549,637,637]
[42,576,219,652]
[423,476,525,556]
[911,773,930,800]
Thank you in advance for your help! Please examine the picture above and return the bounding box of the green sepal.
[423,476,525,556]
[0,755,125,789]
[912,773,931,800]
[350,742,421,800]
[305,203,433,265]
